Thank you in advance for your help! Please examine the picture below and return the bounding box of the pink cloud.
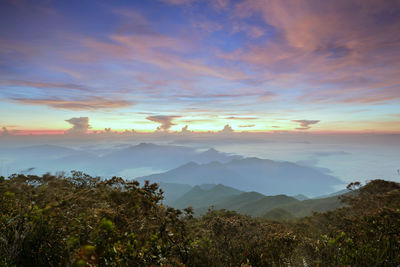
[292,120,320,130]
[225,0,400,104]
[146,115,181,131]
[0,80,87,91]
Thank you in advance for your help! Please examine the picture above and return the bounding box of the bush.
[1,173,399,266]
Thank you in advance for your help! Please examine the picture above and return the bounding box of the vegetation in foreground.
[1,172,400,266]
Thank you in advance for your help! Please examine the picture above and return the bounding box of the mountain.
[211,191,265,211]
[276,195,344,217]
[172,184,243,209]
[162,180,344,218]
[293,194,309,201]
[97,143,241,174]
[191,191,344,218]
[314,189,350,199]
[235,194,299,217]
[138,157,342,196]
[160,180,347,218]
[0,143,241,177]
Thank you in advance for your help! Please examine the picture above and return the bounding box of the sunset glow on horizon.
[1,0,400,135]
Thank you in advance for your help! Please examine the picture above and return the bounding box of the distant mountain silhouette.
[138,157,342,196]
[95,143,242,174]
[1,143,241,176]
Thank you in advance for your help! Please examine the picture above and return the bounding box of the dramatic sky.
[1,0,400,134]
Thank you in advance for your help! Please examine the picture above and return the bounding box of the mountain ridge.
[138,157,342,196]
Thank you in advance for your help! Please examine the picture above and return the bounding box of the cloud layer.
[0,0,399,133]
[13,97,133,110]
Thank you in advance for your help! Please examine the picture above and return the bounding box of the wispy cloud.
[13,97,133,110]
[225,116,258,120]
[0,0,399,134]
[226,0,400,104]
[0,80,87,91]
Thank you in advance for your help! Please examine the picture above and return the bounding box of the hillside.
[236,194,299,217]
[167,183,345,218]
[262,208,296,221]
[273,195,344,217]
[172,184,243,209]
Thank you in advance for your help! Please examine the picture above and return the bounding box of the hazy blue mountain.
[0,143,241,177]
[97,143,241,174]
[138,157,342,196]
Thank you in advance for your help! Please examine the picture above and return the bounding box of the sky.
[1,0,400,135]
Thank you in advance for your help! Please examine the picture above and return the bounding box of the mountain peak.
[204,148,218,153]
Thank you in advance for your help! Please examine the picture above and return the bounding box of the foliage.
[1,173,399,266]
[0,172,191,266]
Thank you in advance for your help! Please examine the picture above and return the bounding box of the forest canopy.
[1,172,399,266]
